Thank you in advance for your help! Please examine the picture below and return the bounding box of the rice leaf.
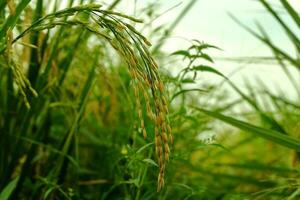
[195,107,300,151]
[0,0,31,39]
[0,176,19,200]
[280,0,300,29]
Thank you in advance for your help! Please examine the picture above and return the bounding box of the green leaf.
[142,158,158,167]
[122,179,139,187]
[200,53,214,62]
[171,50,190,58]
[0,0,31,39]
[259,0,300,51]
[181,78,195,83]
[136,142,153,154]
[190,41,222,51]
[171,88,206,101]
[215,162,298,173]
[0,176,19,200]
[280,0,300,29]
[192,65,224,77]
[194,107,300,151]
[43,187,56,200]
[190,53,214,63]
[230,14,300,70]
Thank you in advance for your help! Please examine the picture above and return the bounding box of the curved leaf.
[195,107,300,151]
[192,65,225,77]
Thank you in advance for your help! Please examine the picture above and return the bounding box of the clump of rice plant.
[0,1,172,196]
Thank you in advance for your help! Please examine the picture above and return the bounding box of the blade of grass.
[229,14,300,70]
[195,64,287,133]
[259,0,300,52]
[0,176,19,200]
[28,0,43,86]
[194,107,300,151]
[280,0,300,29]
[0,0,31,40]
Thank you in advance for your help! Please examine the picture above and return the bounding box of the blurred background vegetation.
[0,0,300,199]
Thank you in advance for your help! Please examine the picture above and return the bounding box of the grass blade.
[229,14,300,70]
[0,176,19,200]
[280,0,300,29]
[259,0,300,51]
[194,107,300,151]
[0,0,31,39]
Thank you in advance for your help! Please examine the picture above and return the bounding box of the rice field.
[0,0,300,199]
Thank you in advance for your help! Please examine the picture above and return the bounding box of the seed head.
[142,128,147,139]
[162,132,168,143]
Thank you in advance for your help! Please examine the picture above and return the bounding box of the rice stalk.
[3,3,172,192]
[2,2,38,109]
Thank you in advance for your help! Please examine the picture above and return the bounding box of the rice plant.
[0,0,171,198]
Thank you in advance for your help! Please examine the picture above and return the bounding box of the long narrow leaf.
[259,0,300,51]
[280,0,300,29]
[0,0,31,39]
[229,14,300,70]
[194,107,300,151]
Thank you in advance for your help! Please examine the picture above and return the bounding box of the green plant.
[0,1,172,198]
